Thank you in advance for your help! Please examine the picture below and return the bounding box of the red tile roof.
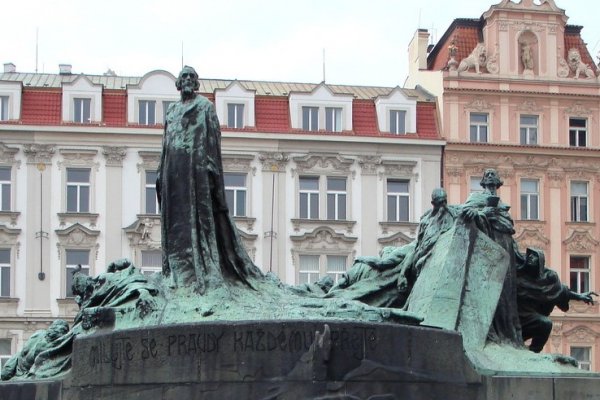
[103,91,127,126]
[416,103,439,139]
[352,100,379,136]
[430,24,481,71]
[564,30,597,73]
[255,96,290,133]
[21,89,61,125]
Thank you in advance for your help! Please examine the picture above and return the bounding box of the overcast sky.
[2,0,599,87]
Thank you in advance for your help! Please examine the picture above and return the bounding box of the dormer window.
[325,107,342,132]
[302,106,319,131]
[390,110,407,134]
[73,98,91,123]
[0,97,8,121]
[227,103,245,128]
[139,100,156,125]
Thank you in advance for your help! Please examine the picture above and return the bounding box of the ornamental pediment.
[378,230,414,247]
[290,226,357,248]
[563,326,600,342]
[292,153,355,176]
[514,225,549,251]
[563,229,599,252]
[55,223,100,248]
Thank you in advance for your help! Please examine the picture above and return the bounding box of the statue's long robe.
[158,95,261,292]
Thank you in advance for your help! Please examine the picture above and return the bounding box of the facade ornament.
[557,54,570,78]
[258,152,289,172]
[563,326,599,343]
[567,48,595,79]
[136,151,161,173]
[222,154,256,176]
[521,42,534,72]
[23,144,55,165]
[518,99,542,113]
[563,229,599,252]
[464,98,493,112]
[58,149,99,171]
[292,153,355,177]
[447,37,459,71]
[357,156,382,176]
[550,322,563,353]
[0,143,20,166]
[485,51,499,74]
[564,102,592,117]
[102,146,127,167]
[514,225,549,250]
[378,160,418,182]
[457,43,487,74]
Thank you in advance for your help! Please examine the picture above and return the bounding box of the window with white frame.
[570,181,588,222]
[145,170,159,214]
[73,98,91,123]
[0,167,11,211]
[326,177,346,220]
[302,106,319,131]
[298,254,348,285]
[299,176,319,219]
[387,179,410,222]
[570,256,590,293]
[227,103,244,129]
[0,96,8,121]
[139,100,156,125]
[65,249,90,298]
[141,250,162,276]
[470,176,483,193]
[520,115,538,145]
[520,179,539,220]
[66,168,90,213]
[389,110,407,134]
[0,338,11,369]
[571,346,591,370]
[325,107,342,132]
[0,249,10,297]
[162,101,174,123]
[569,118,587,147]
[224,173,247,217]
[470,113,488,143]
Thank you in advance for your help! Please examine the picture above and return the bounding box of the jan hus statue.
[157,66,261,293]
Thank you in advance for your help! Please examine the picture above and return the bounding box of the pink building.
[407,0,600,370]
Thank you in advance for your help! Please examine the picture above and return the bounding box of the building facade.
[406,0,600,370]
[0,65,443,365]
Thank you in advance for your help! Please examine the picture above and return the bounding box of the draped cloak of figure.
[158,94,261,293]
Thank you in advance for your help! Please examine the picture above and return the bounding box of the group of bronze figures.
[1,66,596,381]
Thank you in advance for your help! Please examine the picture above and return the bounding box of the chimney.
[3,63,16,73]
[59,64,72,75]
[408,29,431,72]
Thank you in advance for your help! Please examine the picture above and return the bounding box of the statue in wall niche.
[517,248,597,353]
[457,43,487,74]
[157,65,262,293]
[521,42,534,71]
[567,48,595,79]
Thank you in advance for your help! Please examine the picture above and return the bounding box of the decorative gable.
[0,80,22,121]
[62,75,103,123]
[126,70,178,125]
[214,81,256,129]
[289,83,353,131]
[374,87,417,134]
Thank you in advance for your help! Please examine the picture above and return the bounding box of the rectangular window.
[571,346,591,371]
[66,168,90,213]
[0,167,11,211]
[570,256,590,293]
[141,250,162,276]
[145,170,159,214]
[570,181,588,222]
[0,96,8,121]
[227,103,244,129]
[470,176,483,193]
[0,249,10,297]
[302,106,319,131]
[299,176,319,219]
[326,255,347,284]
[65,249,90,298]
[569,118,587,147]
[390,110,406,134]
[520,115,538,145]
[387,179,409,222]
[470,113,488,143]
[73,98,91,123]
[224,173,247,217]
[326,177,346,220]
[0,338,10,369]
[520,179,539,220]
[162,101,174,123]
[325,107,342,132]
[298,255,320,284]
[138,100,156,125]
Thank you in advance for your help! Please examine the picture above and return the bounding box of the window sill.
[0,297,19,304]
[566,221,595,227]
[232,216,256,231]
[56,298,79,318]
[0,211,20,226]
[291,218,356,234]
[515,219,546,224]
[57,212,99,228]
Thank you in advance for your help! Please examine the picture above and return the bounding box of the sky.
[2,0,599,87]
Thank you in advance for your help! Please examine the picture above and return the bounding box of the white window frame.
[302,106,319,131]
[570,181,589,222]
[73,98,91,124]
[65,249,90,298]
[389,109,407,134]
[162,101,174,123]
[224,172,247,217]
[0,338,11,369]
[470,176,483,193]
[569,117,587,147]
[66,168,91,213]
[298,254,320,284]
[0,166,11,211]
[326,176,346,220]
[520,179,539,220]
[571,346,592,371]
[138,100,156,125]
[144,170,159,214]
[0,96,8,121]
[299,176,320,219]
[386,179,410,222]
[470,112,489,143]
[569,255,590,293]
[0,248,11,297]
[140,249,162,276]
[227,103,245,129]
[298,254,349,285]
[325,107,342,132]
[520,114,538,145]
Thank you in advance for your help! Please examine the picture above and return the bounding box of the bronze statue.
[157,66,261,293]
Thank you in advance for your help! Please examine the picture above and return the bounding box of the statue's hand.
[461,207,477,221]
[579,291,598,305]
